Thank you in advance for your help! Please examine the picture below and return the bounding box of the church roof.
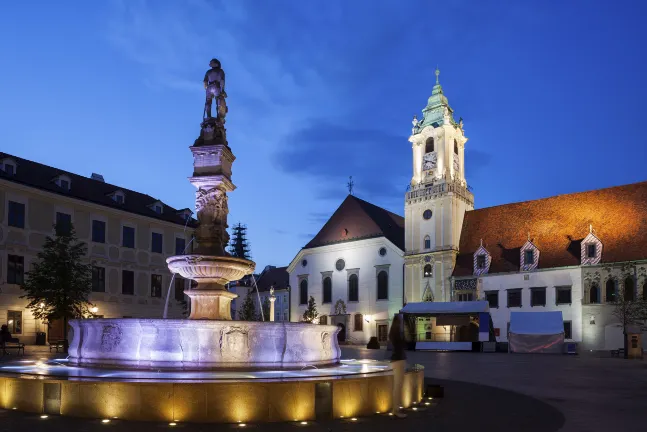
[304,195,405,250]
[453,181,647,277]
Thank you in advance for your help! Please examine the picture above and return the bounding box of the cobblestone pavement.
[1,346,645,431]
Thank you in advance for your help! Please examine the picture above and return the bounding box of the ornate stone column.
[269,287,276,322]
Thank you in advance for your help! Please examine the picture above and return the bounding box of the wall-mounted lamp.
[364,315,373,323]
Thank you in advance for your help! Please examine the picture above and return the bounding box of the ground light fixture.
[300,421,308,425]
[350,417,357,421]
[169,422,177,427]
[102,419,110,423]
[238,423,246,427]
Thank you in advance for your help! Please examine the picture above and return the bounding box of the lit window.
[7,311,22,334]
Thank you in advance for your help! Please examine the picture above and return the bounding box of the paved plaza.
[1,346,646,431]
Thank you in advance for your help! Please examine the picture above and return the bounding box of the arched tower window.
[425,137,434,153]
[322,277,332,304]
[624,277,635,301]
[377,270,388,300]
[348,274,359,302]
[424,235,431,249]
[605,279,616,303]
[590,283,600,304]
[299,279,308,305]
[454,139,458,154]
[423,264,432,278]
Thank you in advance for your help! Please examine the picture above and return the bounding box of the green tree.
[611,282,647,359]
[238,289,258,321]
[20,222,93,352]
[303,296,319,323]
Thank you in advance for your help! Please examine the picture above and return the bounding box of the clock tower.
[404,70,474,303]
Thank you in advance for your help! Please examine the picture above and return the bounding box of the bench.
[1,342,25,356]
[49,340,66,353]
[611,348,625,357]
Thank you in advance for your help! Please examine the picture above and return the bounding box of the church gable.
[453,180,647,277]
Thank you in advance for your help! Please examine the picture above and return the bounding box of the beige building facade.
[0,154,194,344]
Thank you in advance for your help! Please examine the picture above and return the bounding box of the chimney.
[91,173,105,182]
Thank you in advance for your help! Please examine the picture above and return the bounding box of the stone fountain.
[66,58,341,370]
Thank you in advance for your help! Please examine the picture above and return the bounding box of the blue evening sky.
[1,1,646,269]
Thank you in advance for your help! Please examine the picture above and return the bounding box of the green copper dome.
[413,69,457,134]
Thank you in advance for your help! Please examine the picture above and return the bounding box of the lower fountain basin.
[68,319,341,370]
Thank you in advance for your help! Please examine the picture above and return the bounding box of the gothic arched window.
[348,274,359,302]
[590,283,600,304]
[454,139,459,154]
[323,276,332,304]
[354,313,363,331]
[605,279,616,303]
[624,277,635,301]
[425,137,434,153]
[423,264,432,278]
[424,235,431,249]
[377,270,388,300]
[299,279,308,305]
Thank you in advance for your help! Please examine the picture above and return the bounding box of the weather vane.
[347,176,354,195]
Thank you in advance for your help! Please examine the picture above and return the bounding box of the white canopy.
[400,301,489,315]
[509,311,564,335]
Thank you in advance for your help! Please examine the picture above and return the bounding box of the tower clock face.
[422,152,437,171]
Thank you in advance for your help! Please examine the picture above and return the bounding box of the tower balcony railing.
[406,179,473,204]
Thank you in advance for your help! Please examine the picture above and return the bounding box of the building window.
[423,264,432,278]
[56,212,72,235]
[7,311,22,334]
[485,291,499,308]
[151,232,163,254]
[454,139,458,154]
[606,279,616,303]
[424,235,431,249]
[423,209,432,220]
[587,244,596,258]
[379,247,387,257]
[590,283,600,304]
[556,286,572,305]
[92,266,106,292]
[524,250,534,266]
[563,321,572,339]
[531,287,546,307]
[3,161,15,175]
[458,293,473,301]
[59,179,70,191]
[175,237,186,255]
[425,137,434,153]
[320,315,327,325]
[348,274,359,302]
[151,274,162,298]
[624,277,634,301]
[299,279,308,305]
[301,259,308,267]
[122,270,135,295]
[354,313,363,332]
[122,226,135,248]
[7,201,25,228]
[377,270,388,300]
[323,277,332,304]
[335,259,345,271]
[92,220,106,243]
[476,254,487,269]
[114,193,125,204]
[507,289,522,308]
[7,254,24,285]
[174,277,185,301]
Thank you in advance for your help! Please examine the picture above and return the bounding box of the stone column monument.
[167,58,255,320]
[269,287,276,322]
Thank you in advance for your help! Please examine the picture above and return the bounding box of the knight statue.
[204,58,226,120]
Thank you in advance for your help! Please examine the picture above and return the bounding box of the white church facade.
[289,70,647,351]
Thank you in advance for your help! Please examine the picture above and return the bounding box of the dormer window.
[54,175,72,191]
[473,241,491,276]
[115,194,124,204]
[587,244,596,258]
[1,158,16,175]
[581,228,602,265]
[149,201,164,214]
[177,208,193,221]
[476,255,486,269]
[524,250,534,265]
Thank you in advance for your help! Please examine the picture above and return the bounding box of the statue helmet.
[209,58,221,68]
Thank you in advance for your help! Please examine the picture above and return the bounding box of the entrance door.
[377,324,388,344]
[337,323,346,342]
[47,319,65,342]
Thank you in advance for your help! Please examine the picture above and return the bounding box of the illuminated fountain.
[0,58,423,423]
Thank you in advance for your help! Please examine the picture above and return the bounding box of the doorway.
[47,319,66,342]
[337,323,346,342]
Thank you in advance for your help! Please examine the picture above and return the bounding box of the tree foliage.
[303,296,318,323]
[20,222,93,335]
[238,289,258,321]
[610,280,647,358]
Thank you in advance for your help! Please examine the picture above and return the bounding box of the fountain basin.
[167,254,255,286]
[68,319,341,370]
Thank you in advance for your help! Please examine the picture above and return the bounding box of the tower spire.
[435,67,440,85]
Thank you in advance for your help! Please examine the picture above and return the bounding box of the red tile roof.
[453,181,647,277]
[305,195,404,250]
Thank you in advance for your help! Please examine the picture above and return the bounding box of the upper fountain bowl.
[167,254,255,286]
